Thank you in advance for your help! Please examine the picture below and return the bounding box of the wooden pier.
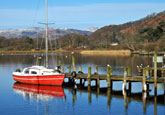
[62,53,165,96]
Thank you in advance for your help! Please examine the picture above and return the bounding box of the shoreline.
[0,50,131,56]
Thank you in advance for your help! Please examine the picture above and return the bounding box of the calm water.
[0,53,164,115]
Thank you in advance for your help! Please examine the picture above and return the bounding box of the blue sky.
[0,0,165,30]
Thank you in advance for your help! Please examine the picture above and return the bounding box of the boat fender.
[146,75,150,79]
[78,71,83,74]
[71,71,77,78]
[94,72,98,75]
[15,69,21,72]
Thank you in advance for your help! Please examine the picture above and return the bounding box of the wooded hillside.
[0,11,165,52]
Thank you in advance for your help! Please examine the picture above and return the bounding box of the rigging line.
[32,0,41,28]
[48,29,56,67]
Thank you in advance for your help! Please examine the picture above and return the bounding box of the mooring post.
[123,67,127,90]
[73,65,76,72]
[58,58,62,67]
[68,65,71,73]
[96,77,100,87]
[161,69,164,77]
[146,67,150,91]
[154,53,157,95]
[72,53,75,67]
[79,65,82,73]
[142,68,147,92]
[62,65,64,73]
[95,65,98,74]
[88,67,91,86]
[127,67,132,93]
[80,79,83,86]
[37,57,41,66]
[107,66,112,88]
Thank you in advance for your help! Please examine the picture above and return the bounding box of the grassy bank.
[0,50,131,56]
[80,50,131,56]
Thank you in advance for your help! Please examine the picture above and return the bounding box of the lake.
[0,53,164,115]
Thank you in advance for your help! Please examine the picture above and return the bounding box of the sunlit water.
[0,53,164,115]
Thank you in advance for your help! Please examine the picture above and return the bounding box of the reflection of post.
[107,88,112,107]
[46,99,49,115]
[154,95,157,115]
[154,53,157,95]
[88,86,92,104]
[72,89,77,106]
[122,89,128,110]
[142,92,147,113]
[96,87,100,98]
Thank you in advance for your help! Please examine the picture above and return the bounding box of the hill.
[87,11,165,51]
[0,27,91,39]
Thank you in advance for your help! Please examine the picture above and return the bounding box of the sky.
[0,0,165,30]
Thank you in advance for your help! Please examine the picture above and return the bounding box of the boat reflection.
[13,82,65,101]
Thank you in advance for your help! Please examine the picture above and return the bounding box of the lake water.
[0,53,164,115]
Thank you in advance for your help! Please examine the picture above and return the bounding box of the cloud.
[0,3,165,29]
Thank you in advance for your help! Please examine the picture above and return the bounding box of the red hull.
[13,83,65,98]
[13,74,65,86]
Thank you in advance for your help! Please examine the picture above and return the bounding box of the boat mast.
[45,0,48,68]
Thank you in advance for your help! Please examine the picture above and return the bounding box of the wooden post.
[154,53,157,95]
[37,57,41,66]
[58,58,62,67]
[128,67,132,93]
[97,77,100,87]
[123,68,127,90]
[79,65,82,72]
[127,67,131,77]
[68,65,71,73]
[95,65,98,74]
[161,69,164,77]
[73,66,76,72]
[88,67,91,86]
[107,66,112,88]
[142,68,147,92]
[62,65,64,73]
[80,79,83,86]
[72,54,75,67]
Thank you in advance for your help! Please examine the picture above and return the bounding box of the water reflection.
[0,54,154,75]
[64,86,165,114]
[13,83,65,101]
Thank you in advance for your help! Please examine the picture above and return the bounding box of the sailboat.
[12,0,65,86]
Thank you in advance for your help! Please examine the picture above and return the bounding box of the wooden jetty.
[61,53,165,96]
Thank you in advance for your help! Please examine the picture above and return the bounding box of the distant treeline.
[0,11,165,52]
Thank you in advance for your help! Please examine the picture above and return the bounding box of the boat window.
[25,70,29,74]
[31,71,37,74]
